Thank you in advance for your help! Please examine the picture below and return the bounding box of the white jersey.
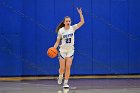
[57,24,78,49]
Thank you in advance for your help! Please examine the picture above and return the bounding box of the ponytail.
[56,16,70,33]
[56,20,65,33]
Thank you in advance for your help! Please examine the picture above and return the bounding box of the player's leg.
[63,50,74,88]
[59,58,65,75]
[58,52,66,84]
[63,57,73,88]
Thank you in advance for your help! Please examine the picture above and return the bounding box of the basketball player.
[53,8,84,88]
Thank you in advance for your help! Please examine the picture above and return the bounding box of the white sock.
[59,74,63,78]
[64,79,68,84]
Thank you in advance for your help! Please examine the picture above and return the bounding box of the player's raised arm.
[77,8,84,29]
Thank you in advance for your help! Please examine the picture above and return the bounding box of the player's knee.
[60,67,65,71]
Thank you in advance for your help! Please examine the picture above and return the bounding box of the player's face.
[64,18,71,27]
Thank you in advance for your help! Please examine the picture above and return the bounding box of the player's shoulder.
[71,24,78,31]
[58,27,63,33]
[70,26,73,28]
[60,27,65,33]
[70,25,76,31]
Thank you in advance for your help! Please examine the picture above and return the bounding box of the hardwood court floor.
[0,79,140,93]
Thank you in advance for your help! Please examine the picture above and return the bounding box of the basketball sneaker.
[63,80,69,88]
[57,74,63,84]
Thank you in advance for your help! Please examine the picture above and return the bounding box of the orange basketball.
[47,47,58,58]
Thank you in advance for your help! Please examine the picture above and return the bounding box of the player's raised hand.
[77,8,83,14]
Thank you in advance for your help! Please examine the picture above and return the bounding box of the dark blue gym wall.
[0,0,140,76]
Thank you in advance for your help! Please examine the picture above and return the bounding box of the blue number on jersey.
[66,38,71,43]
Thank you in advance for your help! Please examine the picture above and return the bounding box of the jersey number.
[66,38,71,43]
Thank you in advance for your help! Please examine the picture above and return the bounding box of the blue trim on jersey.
[60,54,64,59]
[58,52,64,59]
[70,55,73,58]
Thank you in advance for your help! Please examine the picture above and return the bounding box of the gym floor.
[0,79,140,93]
